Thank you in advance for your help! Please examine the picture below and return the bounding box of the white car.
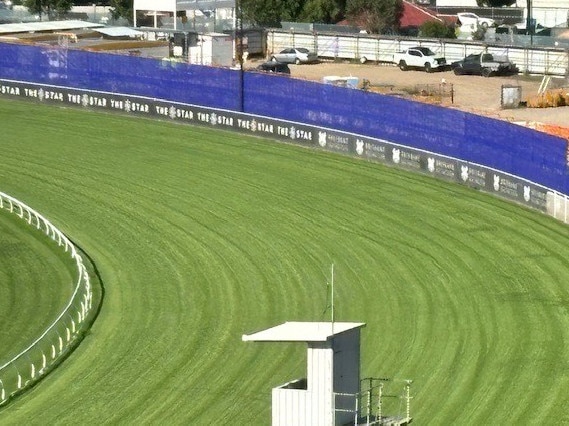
[270,48,318,65]
[457,12,495,29]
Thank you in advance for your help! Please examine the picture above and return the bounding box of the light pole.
[236,0,244,112]
[526,0,533,46]
[36,0,42,21]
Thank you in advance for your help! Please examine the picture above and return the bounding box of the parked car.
[256,61,291,74]
[457,12,495,29]
[451,53,518,77]
[270,48,318,65]
[393,46,447,72]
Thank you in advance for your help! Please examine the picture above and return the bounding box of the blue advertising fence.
[1,42,567,193]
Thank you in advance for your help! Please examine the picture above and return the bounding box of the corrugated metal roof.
[94,27,144,37]
[242,321,365,342]
[400,1,444,27]
[0,20,102,35]
[134,0,235,12]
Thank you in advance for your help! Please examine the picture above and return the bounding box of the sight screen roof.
[0,20,102,35]
[242,321,365,342]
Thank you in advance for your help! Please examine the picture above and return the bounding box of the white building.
[188,33,233,66]
[243,321,365,426]
[435,0,569,28]
[133,0,236,30]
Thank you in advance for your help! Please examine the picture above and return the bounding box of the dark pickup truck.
[451,53,518,77]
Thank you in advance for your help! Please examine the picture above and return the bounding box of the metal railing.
[0,191,94,406]
[267,30,569,76]
[334,378,413,425]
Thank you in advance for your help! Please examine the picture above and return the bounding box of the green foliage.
[23,0,72,19]
[241,0,287,27]
[346,0,403,34]
[109,0,132,24]
[298,0,346,24]
[472,25,487,40]
[419,20,457,39]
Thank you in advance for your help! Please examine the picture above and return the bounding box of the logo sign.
[392,148,400,164]
[318,131,327,147]
[363,141,386,160]
[355,139,364,156]
[0,79,554,214]
[461,165,468,182]
[493,174,500,191]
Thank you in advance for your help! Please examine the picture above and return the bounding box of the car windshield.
[417,47,435,56]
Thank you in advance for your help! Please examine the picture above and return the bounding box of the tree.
[299,0,346,24]
[281,0,305,22]
[346,0,403,34]
[241,0,288,27]
[419,21,456,39]
[24,0,73,20]
[109,0,132,24]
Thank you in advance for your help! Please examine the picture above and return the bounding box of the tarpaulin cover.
[1,42,567,193]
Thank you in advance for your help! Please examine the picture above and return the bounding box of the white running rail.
[0,191,93,406]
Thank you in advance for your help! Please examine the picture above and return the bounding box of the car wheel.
[424,63,432,73]
[399,60,408,71]
[481,21,489,28]
[360,56,367,64]
[453,67,462,75]
[295,58,301,65]
[482,68,492,77]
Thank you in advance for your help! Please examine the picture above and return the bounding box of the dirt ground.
[246,58,569,131]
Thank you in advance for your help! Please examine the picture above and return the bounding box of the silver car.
[270,48,318,65]
[457,12,495,29]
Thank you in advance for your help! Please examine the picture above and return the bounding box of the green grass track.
[0,211,76,362]
[1,98,569,425]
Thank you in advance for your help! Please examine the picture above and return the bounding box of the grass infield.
[0,211,76,362]
[1,98,569,424]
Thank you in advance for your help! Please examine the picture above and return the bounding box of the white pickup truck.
[393,47,447,72]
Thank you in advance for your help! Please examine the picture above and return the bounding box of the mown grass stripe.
[1,98,568,424]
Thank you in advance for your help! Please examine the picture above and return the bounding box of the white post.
[353,394,359,426]
[405,381,412,420]
[378,382,383,423]
[366,388,371,425]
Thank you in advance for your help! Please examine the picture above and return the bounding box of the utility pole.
[36,0,42,21]
[526,0,533,46]
[236,0,244,112]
